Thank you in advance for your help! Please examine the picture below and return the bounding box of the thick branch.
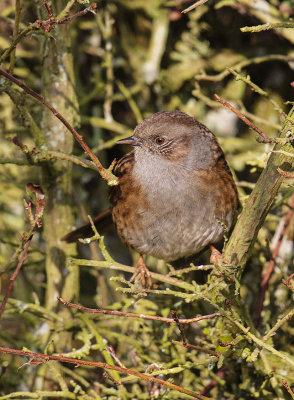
[223,106,294,271]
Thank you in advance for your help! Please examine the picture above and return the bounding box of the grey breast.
[130,151,224,261]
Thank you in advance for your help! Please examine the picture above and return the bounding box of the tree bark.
[223,107,294,274]
[41,1,80,316]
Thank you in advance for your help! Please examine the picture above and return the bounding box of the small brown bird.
[63,111,238,285]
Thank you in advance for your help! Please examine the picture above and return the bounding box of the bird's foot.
[209,245,222,264]
[130,255,152,288]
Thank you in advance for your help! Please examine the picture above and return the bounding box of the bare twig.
[58,297,221,324]
[0,347,212,400]
[43,0,54,21]
[282,273,294,292]
[0,4,98,63]
[108,346,126,369]
[277,168,294,178]
[103,370,121,385]
[0,239,32,319]
[0,68,118,185]
[171,310,187,346]
[214,94,273,143]
[200,370,225,397]
[35,3,98,32]
[281,379,294,399]
[171,340,219,356]
[0,184,45,319]
[182,0,208,13]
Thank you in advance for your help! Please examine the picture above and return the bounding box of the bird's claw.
[130,255,152,288]
[209,245,222,264]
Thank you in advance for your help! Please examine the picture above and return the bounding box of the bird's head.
[116,111,220,169]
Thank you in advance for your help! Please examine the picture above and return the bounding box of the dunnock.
[63,111,238,285]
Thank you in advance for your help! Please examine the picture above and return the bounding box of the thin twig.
[214,94,273,143]
[167,264,213,276]
[35,3,98,32]
[228,68,285,116]
[182,0,208,13]
[195,54,294,83]
[0,184,45,319]
[277,168,294,178]
[282,379,294,399]
[230,317,294,369]
[0,239,32,319]
[282,273,294,292]
[43,0,54,20]
[1,148,99,171]
[108,346,126,369]
[262,308,294,344]
[171,340,219,357]
[0,4,98,63]
[241,22,294,33]
[171,310,187,346]
[58,297,221,324]
[69,257,198,292]
[0,346,212,400]
[0,68,118,185]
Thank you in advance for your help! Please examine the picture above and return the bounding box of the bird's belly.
[111,161,237,261]
[113,201,227,261]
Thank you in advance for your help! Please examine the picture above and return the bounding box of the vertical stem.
[41,1,79,322]
[9,0,21,73]
[223,107,294,272]
[103,9,114,122]
[142,9,169,84]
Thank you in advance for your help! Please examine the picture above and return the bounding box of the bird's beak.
[116,135,141,146]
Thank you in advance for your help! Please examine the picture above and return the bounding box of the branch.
[0,239,32,319]
[237,0,294,44]
[231,318,294,369]
[0,347,212,400]
[195,54,294,82]
[278,168,294,178]
[282,273,294,292]
[58,297,221,324]
[0,68,118,185]
[227,68,284,116]
[171,340,219,357]
[43,0,54,20]
[69,258,198,292]
[214,94,273,143]
[223,105,294,272]
[0,184,46,319]
[282,379,294,399]
[241,22,294,33]
[182,0,209,13]
[0,4,98,64]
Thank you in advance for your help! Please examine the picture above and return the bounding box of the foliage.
[0,0,294,399]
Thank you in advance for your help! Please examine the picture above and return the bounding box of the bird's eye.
[155,136,165,145]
